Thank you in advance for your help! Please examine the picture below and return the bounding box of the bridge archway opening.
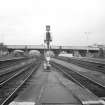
[45,50,55,57]
[29,50,41,57]
[13,50,25,57]
[60,51,67,54]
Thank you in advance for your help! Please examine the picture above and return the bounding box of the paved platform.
[40,71,80,104]
[54,69,105,105]
[9,65,82,105]
[52,58,105,87]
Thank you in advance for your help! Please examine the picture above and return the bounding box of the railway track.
[0,61,34,86]
[0,57,30,70]
[0,58,36,85]
[0,59,41,105]
[57,57,105,74]
[51,61,105,99]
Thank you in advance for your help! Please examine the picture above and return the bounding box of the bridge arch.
[29,50,41,56]
[12,50,25,57]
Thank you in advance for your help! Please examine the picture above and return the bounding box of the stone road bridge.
[7,45,99,56]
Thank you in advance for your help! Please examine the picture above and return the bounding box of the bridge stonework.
[6,45,99,56]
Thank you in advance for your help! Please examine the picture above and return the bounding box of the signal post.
[43,25,52,70]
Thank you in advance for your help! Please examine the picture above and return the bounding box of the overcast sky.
[0,0,105,46]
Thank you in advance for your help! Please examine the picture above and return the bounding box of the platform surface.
[52,58,105,87]
[40,71,80,104]
[9,65,82,105]
[9,62,105,105]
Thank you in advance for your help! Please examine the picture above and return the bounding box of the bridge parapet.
[7,45,99,51]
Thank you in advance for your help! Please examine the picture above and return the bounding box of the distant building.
[92,44,105,48]
[0,43,8,56]
[92,44,105,58]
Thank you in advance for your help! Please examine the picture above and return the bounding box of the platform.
[52,58,105,87]
[9,65,82,105]
[9,62,105,105]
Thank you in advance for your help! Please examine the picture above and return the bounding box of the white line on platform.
[82,100,105,105]
[9,101,35,105]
